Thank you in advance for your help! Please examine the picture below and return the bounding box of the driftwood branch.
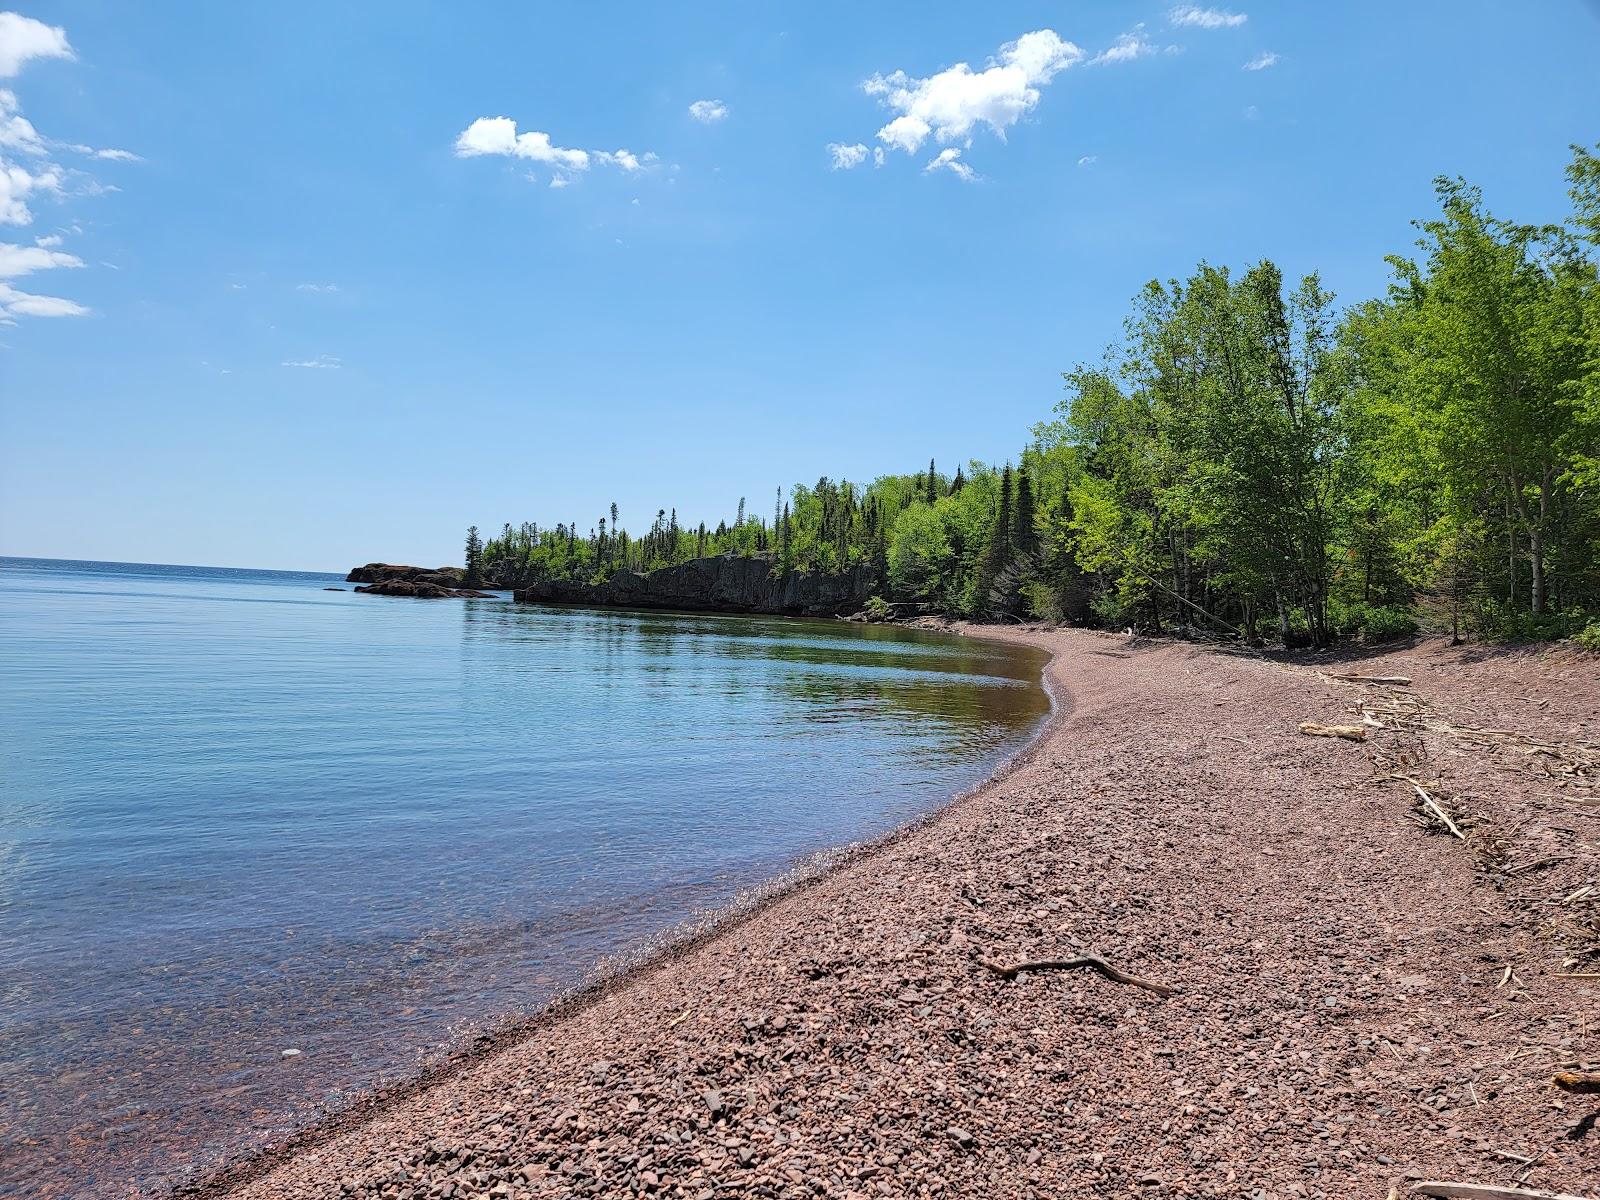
[1325,673,1413,686]
[1411,782,1466,840]
[1410,1183,1592,1200]
[977,955,1178,997]
[1299,721,1368,742]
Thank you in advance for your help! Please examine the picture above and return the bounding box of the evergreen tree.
[464,525,484,588]
[927,458,938,503]
[975,465,1014,615]
[1013,466,1039,559]
[951,465,966,494]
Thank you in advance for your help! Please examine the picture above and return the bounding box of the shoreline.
[192,627,1598,1198]
[173,623,1068,1199]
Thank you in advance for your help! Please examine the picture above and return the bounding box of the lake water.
[0,557,1050,1197]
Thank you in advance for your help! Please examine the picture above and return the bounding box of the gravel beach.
[192,628,1600,1199]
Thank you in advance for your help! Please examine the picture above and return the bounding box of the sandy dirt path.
[196,629,1600,1199]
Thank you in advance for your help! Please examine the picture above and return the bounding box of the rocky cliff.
[513,555,875,617]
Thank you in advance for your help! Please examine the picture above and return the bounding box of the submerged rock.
[353,580,492,599]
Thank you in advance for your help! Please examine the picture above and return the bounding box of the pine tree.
[927,458,938,503]
[975,465,1014,616]
[464,525,484,588]
[951,465,965,494]
[1012,466,1039,559]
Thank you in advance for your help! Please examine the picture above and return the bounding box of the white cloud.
[1170,5,1247,28]
[0,12,73,78]
[1077,154,1098,167]
[0,87,41,153]
[454,116,656,184]
[0,156,60,224]
[296,282,339,293]
[455,118,589,170]
[827,142,869,170]
[0,279,85,318]
[873,147,885,167]
[548,176,570,189]
[1091,33,1158,66]
[595,148,644,172]
[862,29,1082,156]
[1243,51,1279,70]
[688,99,727,124]
[0,236,81,277]
[69,144,141,162]
[923,147,977,182]
[282,354,342,369]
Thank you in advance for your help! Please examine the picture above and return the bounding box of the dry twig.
[1410,1184,1592,1200]
[976,954,1178,997]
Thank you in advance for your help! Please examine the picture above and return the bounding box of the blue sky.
[1,2,1597,572]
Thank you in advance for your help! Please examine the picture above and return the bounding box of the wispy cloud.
[282,354,342,369]
[0,18,136,323]
[1091,31,1170,66]
[0,12,73,78]
[1077,154,1098,167]
[296,282,340,293]
[0,279,86,320]
[0,235,81,277]
[454,116,654,185]
[64,142,142,161]
[688,99,727,124]
[1242,51,1279,71]
[827,142,869,170]
[858,29,1082,158]
[0,231,86,322]
[923,147,977,182]
[1170,5,1247,29]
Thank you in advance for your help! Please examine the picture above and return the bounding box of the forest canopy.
[483,146,1600,646]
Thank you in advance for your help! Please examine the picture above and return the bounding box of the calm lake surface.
[0,557,1050,1196]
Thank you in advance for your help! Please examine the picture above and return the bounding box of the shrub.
[1357,604,1418,642]
[863,595,892,623]
[1473,602,1593,643]
[1330,599,1418,643]
[1576,622,1600,654]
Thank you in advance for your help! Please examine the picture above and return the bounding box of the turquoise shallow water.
[0,557,1050,1197]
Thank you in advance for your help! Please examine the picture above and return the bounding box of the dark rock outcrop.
[514,555,875,617]
[353,580,492,599]
[346,563,468,588]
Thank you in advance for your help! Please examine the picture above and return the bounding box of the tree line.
[480,147,1600,646]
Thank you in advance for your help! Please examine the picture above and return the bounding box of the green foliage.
[864,595,892,622]
[471,145,1599,641]
[463,525,484,589]
[1576,622,1600,654]
[1329,599,1417,643]
[1471,602,1595,644]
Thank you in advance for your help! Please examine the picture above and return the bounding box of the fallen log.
[1299,721,1368,742]
[977,955,1178,997]
[1411,1183,1593,1200]
[1327,673,1413,686]
[1554,1069,1600,1094]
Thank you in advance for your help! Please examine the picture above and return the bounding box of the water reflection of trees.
[460,601,1050,686]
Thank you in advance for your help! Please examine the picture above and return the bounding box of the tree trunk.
[1530,527,1545,615]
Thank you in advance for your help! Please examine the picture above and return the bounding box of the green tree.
[464,525,484,588]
